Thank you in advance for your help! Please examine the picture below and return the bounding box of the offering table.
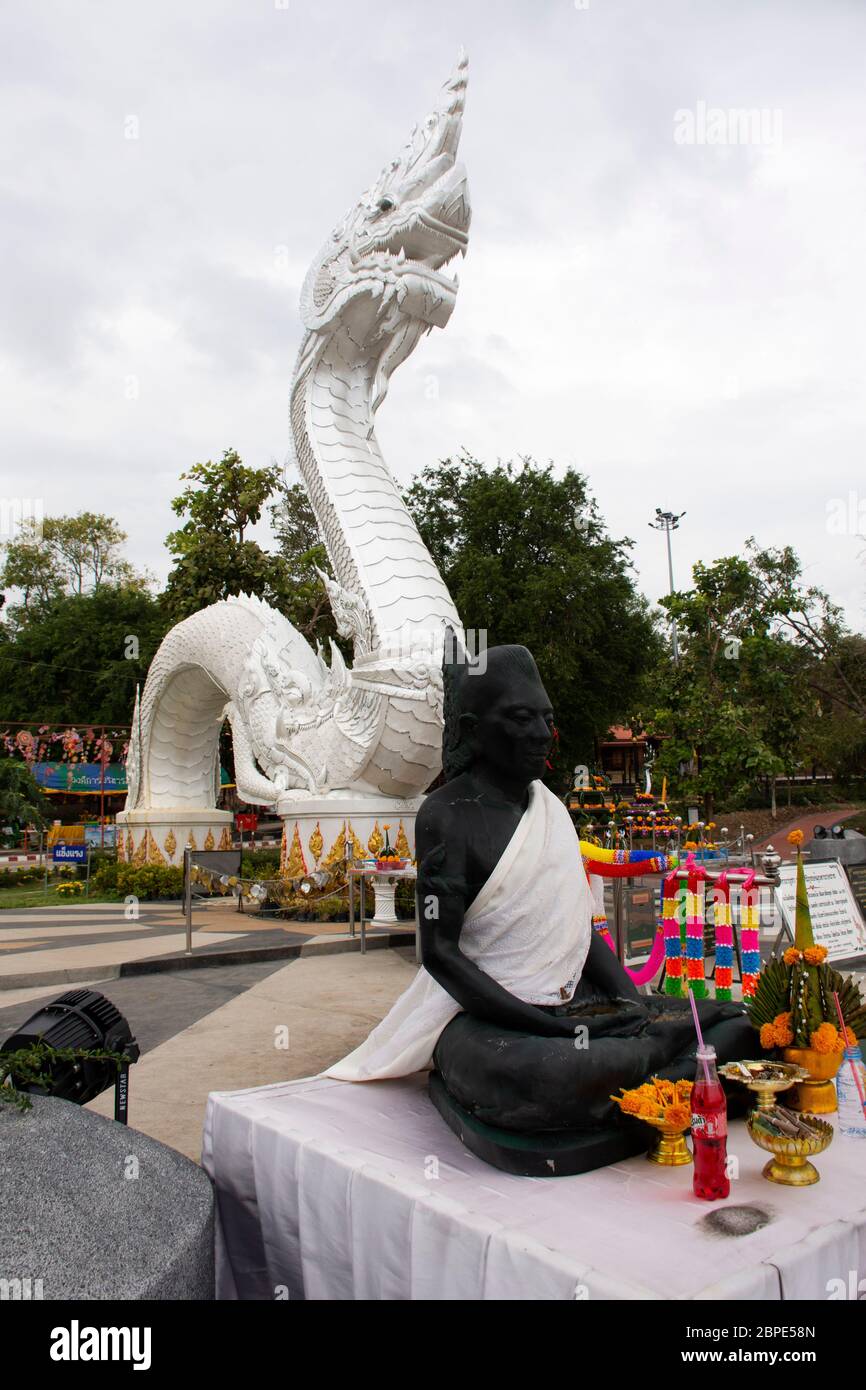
[202,1073,866,1301]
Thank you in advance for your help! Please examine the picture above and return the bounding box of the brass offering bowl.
[782,1047,842,1114]
[719,1059,809,1111]
[719,1060,832,1186]
[746,1112,833,1187]
[638,1114,692,1167]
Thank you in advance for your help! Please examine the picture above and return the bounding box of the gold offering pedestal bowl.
[746,1112,833,1186]
[719,1060,833,1186]
[639,1114,692,1166]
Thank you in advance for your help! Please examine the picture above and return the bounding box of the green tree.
[640,550,821,817]
[404,453,663,784]
[162,450,290,623]
[0,759,51,829]
[270,477,339,644]
[749,543,866,722]
[1,513,141,620]
[0,587,166,724]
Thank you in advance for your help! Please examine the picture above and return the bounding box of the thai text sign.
[774,861,866,962]
[52,843,89,864]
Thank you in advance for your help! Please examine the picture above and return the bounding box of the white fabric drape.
[202,1073,866,1301]
[325,779,592,1081]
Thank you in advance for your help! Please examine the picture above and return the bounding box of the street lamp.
[649,508,686,662]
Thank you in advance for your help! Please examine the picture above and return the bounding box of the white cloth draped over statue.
[325,780,593,1081]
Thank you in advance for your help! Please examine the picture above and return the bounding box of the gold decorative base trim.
[761,1154,820,1186]
[647,1129,693,1166]
[786,1079,837,1114]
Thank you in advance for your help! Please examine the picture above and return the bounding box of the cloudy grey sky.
[2,0,865,628]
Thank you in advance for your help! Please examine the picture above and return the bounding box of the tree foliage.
[637,543,860,814]
[0,586,166,725]
[0,758,52,828]
[161,450,288,623]
[404,453,663,784]
[0,513,141,622]
[269,478,339,645]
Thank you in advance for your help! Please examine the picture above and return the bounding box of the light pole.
[649,508,686,662]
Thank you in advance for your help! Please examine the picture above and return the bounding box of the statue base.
[275,794,421,884]
[116,808,235,867]
[428,1072,649,1178]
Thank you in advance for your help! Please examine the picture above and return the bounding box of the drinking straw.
[688,985,712,1084]
[832,990,866,1121]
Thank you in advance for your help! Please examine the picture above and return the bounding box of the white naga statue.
[118,54,471,882]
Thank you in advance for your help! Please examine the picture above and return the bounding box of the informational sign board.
[774,861,866,962]
[52,842,89,864]
[83,824,116,848]
[845,863,866,925]
[622,879,658,961]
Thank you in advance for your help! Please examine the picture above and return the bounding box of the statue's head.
[442,643,554,786]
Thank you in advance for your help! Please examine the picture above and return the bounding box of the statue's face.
[465,672,555,784]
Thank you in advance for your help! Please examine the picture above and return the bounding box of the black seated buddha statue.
[327,643,754,1174]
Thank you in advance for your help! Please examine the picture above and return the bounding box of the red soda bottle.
[691,1044,730,1200]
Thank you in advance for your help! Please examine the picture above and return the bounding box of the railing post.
[184,847,192,956]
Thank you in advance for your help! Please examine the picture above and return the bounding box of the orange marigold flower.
[834,1026,858,1052]
[760,1023,777,1050]
[637,1099,663,1119]
[773,1016,794,1047]
[617,1092,643,1114]
[787,829,805,847]
[810,1022,839,1055]
[803,946,827,965]
[666,1103,691,1129]
[783,947,802,966]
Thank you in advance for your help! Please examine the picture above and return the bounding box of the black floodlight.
[0,988,139,1124]
[813,824,828,839]
[831,824,845,840]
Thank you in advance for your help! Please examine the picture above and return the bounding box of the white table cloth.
[202,1073,866,1300]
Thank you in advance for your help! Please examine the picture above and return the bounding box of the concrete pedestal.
[0,1095,214,1299]
[116,808,234,868]
[275,792,421,880]
[370,877,399,926]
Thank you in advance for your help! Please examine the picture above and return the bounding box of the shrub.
[91,861,120,894]
[92,862,183,900]
[0,866,42,886]
[55,880,85,897]
[241,851,281,878]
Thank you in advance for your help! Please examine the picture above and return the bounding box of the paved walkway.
[83,948,418,1159]
[0,898,416,990]
[751,807,860,861]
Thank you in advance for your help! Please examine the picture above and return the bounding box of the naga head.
[299,50,471,417]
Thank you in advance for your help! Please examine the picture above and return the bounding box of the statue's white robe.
[325,780,593,1081]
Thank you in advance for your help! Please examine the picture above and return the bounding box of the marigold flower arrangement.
[611,1076,693,1129]
[747,830,866,1051]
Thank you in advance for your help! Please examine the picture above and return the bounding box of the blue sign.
[53,842,89,864]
